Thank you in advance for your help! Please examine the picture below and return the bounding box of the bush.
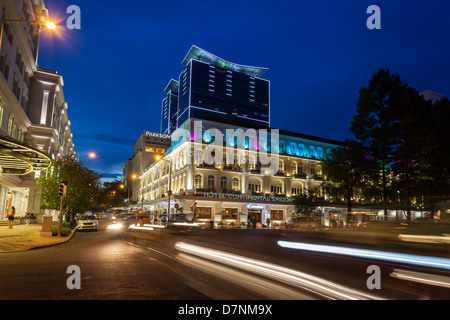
[51,226,72,237]
[62,221,76,229]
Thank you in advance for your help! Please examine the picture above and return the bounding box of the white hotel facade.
[0,1,75,221]
[132,46,344,226]
[137,117,343,227]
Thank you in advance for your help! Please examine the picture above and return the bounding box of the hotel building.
[0,1,75,221]
[134,46,343,226]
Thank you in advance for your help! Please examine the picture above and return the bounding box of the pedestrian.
[7,206,15,229]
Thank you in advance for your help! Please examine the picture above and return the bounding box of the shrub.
[62,221,76,229]
[51,226,72,237]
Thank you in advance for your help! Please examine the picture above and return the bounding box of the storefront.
[141,191,294,228]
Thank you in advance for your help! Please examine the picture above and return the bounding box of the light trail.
[277,241,450,270]
[175,242,382,300]
[390,269,450,288]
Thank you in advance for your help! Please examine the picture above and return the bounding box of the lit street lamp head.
[45,21,57,29]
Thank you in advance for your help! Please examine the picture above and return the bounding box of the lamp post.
[0,7,57,61]
[77,152,96,163]
[155,155,172,226]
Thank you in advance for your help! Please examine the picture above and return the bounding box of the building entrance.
[247,209,262,223]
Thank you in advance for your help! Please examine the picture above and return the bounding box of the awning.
[0,135,52,175]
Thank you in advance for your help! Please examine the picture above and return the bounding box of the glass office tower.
[161,79,179,134]
[176,46,270,129]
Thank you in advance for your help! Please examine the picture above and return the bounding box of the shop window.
[194,207,212,219]
[271,210,283,220]
[223,208,238,219]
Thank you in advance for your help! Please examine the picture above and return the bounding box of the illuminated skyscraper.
[161,46,270,133]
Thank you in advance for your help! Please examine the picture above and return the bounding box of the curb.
[28,227,78,251]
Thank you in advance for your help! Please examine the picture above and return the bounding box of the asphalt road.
[1,219,450,302]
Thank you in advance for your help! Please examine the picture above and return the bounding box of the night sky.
[37,0,450,181]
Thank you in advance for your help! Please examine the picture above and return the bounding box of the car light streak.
[128,224,154,231]
[107,223,123,230]
[143,224,166,228]
[390,269,450,288]
[398,234,450,244]
[175,242,382,300]
[277,241,450,270]
[173,222,203,227]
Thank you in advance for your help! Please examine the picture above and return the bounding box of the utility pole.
[58,180,68,236]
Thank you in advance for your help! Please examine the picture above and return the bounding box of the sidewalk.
[0,223,76,253]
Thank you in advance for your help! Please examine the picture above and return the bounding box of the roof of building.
[420,90,446,104]
[181,45,268,78]
[164,79,179,93]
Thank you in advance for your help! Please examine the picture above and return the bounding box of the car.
[285,216,318,229]
[78,214,98,231]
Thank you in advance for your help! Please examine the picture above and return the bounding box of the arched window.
[207,175,215,188]
[194,174,202,189]
[220,176,227,191]
[278,160,284,173]
[232,177,240,191]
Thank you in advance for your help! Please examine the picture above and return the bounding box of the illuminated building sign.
[202,191,293,203]
[145,131,171,139]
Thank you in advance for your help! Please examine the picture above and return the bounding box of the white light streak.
[390,269,450,288]
[175,242,382,300]
[398,234,450,244]
[277,241,450,270]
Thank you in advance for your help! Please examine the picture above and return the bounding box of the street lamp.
[77,152,96,163]
[0,7,58,61]
[155,155,172,226]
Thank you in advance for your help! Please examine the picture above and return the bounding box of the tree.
[321,140,370,214]
[93,180,127,212]
[350,68,408,220]
[37,156,102,221]
[292,189,323,216]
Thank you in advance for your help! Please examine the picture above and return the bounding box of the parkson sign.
[202,191,293,203]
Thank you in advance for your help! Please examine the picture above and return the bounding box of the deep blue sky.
[38,0,450,181]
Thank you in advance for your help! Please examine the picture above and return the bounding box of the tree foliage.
[323,68,450,220]
[37,156,102,220]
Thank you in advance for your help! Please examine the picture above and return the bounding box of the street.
[1,219,450,302]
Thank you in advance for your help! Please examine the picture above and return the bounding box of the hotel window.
[232,177,240,191]
[194,174,202,189]
[271,185,283,194]
[220,176,227,191]
[156,148,165,154]
[194,149,203,165]
[207,175,215,189]
[7,115,14,137]
[248,183,261,193]
[278,160,284,173]
[145,146,155,152]
[291,187,302,196]
[291,162,297,175]
[0,105,3,129]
